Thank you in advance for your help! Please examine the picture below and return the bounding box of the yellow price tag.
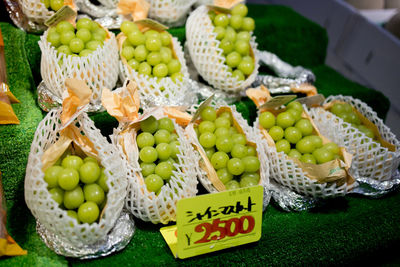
[161,186,263,259]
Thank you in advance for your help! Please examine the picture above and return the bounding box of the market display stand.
[0,4,399,266]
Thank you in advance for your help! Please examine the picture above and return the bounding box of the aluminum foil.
[75,0,117,18]
[350,170,400,198]
[4,0,47,33]
[36,210,135,259]
[268,180,318,212]
[256,50,316,84]
[252,74,311,95]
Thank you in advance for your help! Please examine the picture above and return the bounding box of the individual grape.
[230,15,243,30]
[307,135,323,149]
[358,125,375,139]
[240,176,258,188]
[50,0,64,11]
[140,116,158,133]
[158,117,175,132]
[205,147,215,159]
[134,45,148,62]
[156,143,172,161]
[231,133,246,145]
[44,165,63,188]
[199,132,216,148]
[241,17,255,32]
[276,112,295,129]
[224,27,237,42]
[79,162,101,184]
[237,31,251,42]
[153,63,168,78]
[78,201,99,224]
[120,21,138,35]
[284,127,302,144]
[232,4,248,17]
[237,59,254,75]
[219,38,234,55]
[247,146,257,156]
[84,183,105,206]
[69,38,84,53]
[269,126,284,141]
[323,142,340,155]
[160,31,171,46]
[160,48,172,64]
[300,154,316,164]
[58,168,79,190]
[139,146,158,163]
[275,139,291,154]
[128,58,140,70]
[154,129,171,144]
[229,127,238,135]
[295,119,313,136]
[49,187,64,205]
[287,108,302,122]
[62,155,83,170]
[214,14,229,27]
[97,171,109,193]
[214,26,226,40]
[144,30,160,39]
[76,28,92,43]
[342,103,353,113]
[138,62,151,76]
[145,36,162,52]
[296,137,315,154]
[199,121,216,134]
[219,111,232,123]
[214,127,230,138]
[137,132,155,148]
[140,162,156,177]
[227,158,245,176]
[167,59,181,75]
[64,186,84,209]
[56,21,74,34]
[60,30,75,45]
[217,168,233,184]
[76,18,93,31]
[128,30,145,46]
[155,162,173,180]
[146,52,161,66]
[259,111,275,129]
[330,103,345,116]
[145,174,164,192]
[232,69,245,81]
[47,31,61,48]
[201,106,217,121]
[86,40,102,51]
[79,49,92,57]
[215,117,231,128]
[242,156,260,172]
[348,112,361,125]
[286,101,303,112]
[210,151,229,169]
[226,51,241,68]
[225,180,240,190]
[288,149,302,159]
[231,144,248,158]
[312,148,334,164]
[241,172,260,182]
[216,136,233,153]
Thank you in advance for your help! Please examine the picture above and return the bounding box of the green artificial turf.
[0,4,398,266]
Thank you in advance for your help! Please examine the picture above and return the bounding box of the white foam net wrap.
[113,117,200,224]
[255,112,355,199]
[309,95,400,182]
[20,0,54,25]
[96,0,118,8]
[25,109,128,246]
[39,29,119,109]
[148,0,196,27]
[185,5,259,93]
[119,37,191,108]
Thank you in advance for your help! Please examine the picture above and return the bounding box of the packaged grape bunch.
[102,80,200,224]
[186,3,259,92]
[38,17,119,112]
[147,0,196,27]
[309,95,400,184]
[185,98,269,207]
[117,20,190,108]
[25,79,130,257]
[247,86,355,198]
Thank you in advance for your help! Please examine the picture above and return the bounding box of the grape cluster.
[47,18,107,57]
[208,4,256,81]
[137,116,181,194]
[260,101,341,164]
[44,155,109,224]
[195,106,261,190]
[120,21,183,81]
[330,102,375,139]
[41,0,64,12]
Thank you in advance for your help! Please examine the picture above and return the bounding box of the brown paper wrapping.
[246,85,272,108]
[291,83,318,97]
[323,100,395,152]
[117,0,150,21]
[213,0,242,9]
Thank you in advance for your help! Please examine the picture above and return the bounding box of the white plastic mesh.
[96,0,118,8]
[185,5,259,92]
[20,0,54,24]
[148,0,196,27]
[39,29,119,109]
[119,36,191,108]
[255,109,355,198]
[113,114,200,224]
[309,95,400,182]
[25,109,127,246]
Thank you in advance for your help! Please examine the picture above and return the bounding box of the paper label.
[296,94,325,107]
[45,5,77,27]
[259,95,296,110]
[135,19,168,32]
[190,94,214,123]
[174,185,263,259]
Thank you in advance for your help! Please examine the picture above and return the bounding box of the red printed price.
[194,216,256,244]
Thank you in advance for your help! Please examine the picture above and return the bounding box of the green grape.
[134,45,148,62]
[160,48,172,64]
[342,103,353,113]
[219,111,232,123]
[64,186,84,209]
[160,31,171,46]
[240,176,258,188]
[219,38,234,55]
[199,121,216,134]
[296,137,315,154]
[169,132,179,141]
[122,46,135,60]
[138,62,152,76]
[288,149,302,159]
[79,49,92,57]
[57,45,72,55]
[224,27,237,42]
[232,69,245,81]
[155,162,173,180]
[216,136,233,153]
[200,106,217,121]
[229,127,238,135]
[210,151,229,169]
[217,168,233,184]
[214,14,229,27]
[226,51,241,68]
[227,158,245,176]
[276,112,295,129]
[144,30,160,39]
[120,21,138,35]
[286,101,303,112]
[58,168,79,190]
[56,21,74,34]
[153,63,168,78]
[140,116,158,133]
[145,174,164,192]
[208,10,217,21]
[330,103,345,116]
[358,125,375,139]
[79,162,101,184]
[42,0,50,8]
[128,58,140,70]
[139,146,158,163]
[231,144,248,158]
[231,3,248,17]
[205,147,215,159]
[214,26,226,40]
[348,112,360,125]
[237,59,254,75]
[295,119,313,136]
[235,39,249,55]
[231,133,246,145]
[167,59,181,75]
[69,38,84,54]
[91,32,105,42]
[47,31,61,48]
[154,129,171,145]
[86,40,102,51]
[146,52,161,66]
[259,111,275,129]
[237,31,251,42]
[247,146,257,156]
[76,18,93,30]
[199,132,216,148]
[241,17,255,32]
[49,187,64,205]
[214,127,229,138]
[83,156,97,163]
[230,15,243,30]
[241,156,260,172]
[140,162,156,177]
[276,139,291,154]
[269,126,284,141]
[76,28,91,43]
[158,117,175,132]
[44,165,62,188]
[287,108,302,122]
[307,135,323,149]
[215,117,231,128]
[67,210,79,224]
[171,72,183,83]
[225,180,240,190]
[145,36,162,52]
[127,30,144,46]
[50,0,64,11]
[300,154,316,164]
[97,171,109,193]
[60,30,75,45]
[137,132,155,148]
[312,148,334,164]
[62,155,83,170]
[156,143,172,161]
[78,201,99,224]
[284,127,303,144]
[323,142,340,155]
